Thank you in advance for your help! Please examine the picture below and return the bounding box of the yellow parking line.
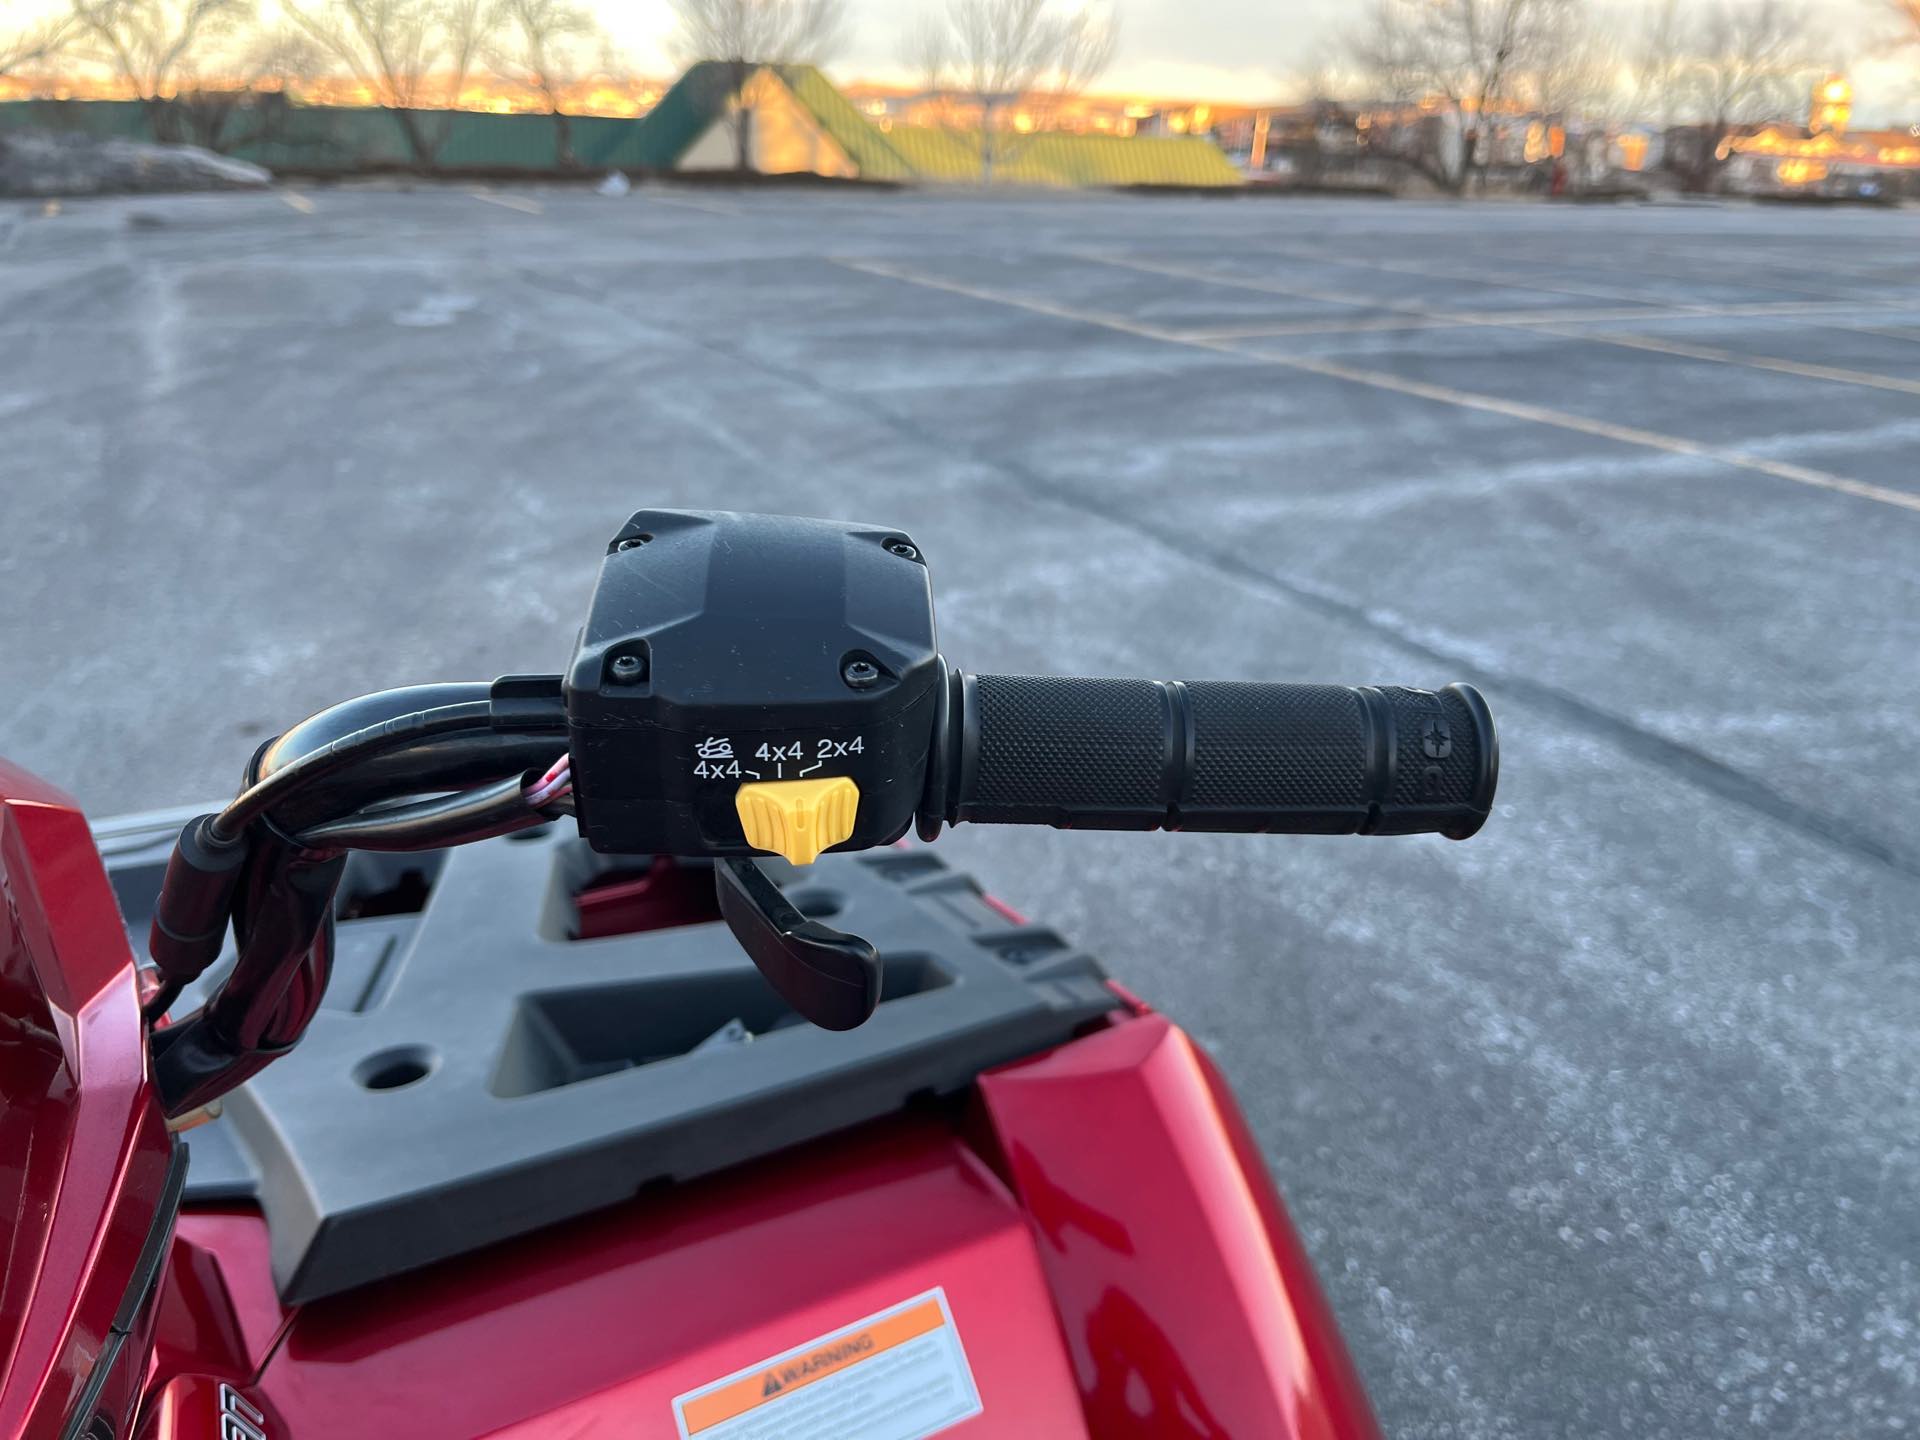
[832,257,1920,518]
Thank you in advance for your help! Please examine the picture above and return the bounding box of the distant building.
[1716,76,1920,199]
[838,85,1187,140]
[604,63,1241,188]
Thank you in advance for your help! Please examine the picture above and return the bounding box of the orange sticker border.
[672,1287,978,1438]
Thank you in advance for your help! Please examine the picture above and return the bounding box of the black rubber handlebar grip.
[934,674,1497,839]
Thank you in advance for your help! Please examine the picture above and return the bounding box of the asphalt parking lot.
[4,183,1919,1437]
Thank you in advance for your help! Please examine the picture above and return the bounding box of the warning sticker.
[672,1287,982,1440]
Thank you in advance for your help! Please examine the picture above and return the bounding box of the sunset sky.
[11,0,1920,118]
[606,0,1914,109]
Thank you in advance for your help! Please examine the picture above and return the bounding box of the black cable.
[208,700,530,844]
[257,732,568,833]
[292,773,552,851]
[142,974,185,1025]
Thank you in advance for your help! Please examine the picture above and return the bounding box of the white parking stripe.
[832,257,1920,518]
[1532,326,1920,398]
[472,190,543,214]
[1271,353,1920,514]
[1266,242,1730,309]
[646,192,743,216]
[1079,251,1920,401]
[1175,302,1878,343]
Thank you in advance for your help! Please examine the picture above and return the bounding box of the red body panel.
[134,1014,1380,1440]
[0,759,1380,1440]
[172,1123,1092,1439]
[977,1011,1384,1440]
[148,1213,291,1387]
[0,762,173,1440]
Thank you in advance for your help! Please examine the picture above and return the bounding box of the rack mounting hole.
[355,1045,439,1092]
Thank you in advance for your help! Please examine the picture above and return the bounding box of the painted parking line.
[1260,352,1920,515]
[1839,321,1920,347]
[1265,242,1730,310]
[1354,240,1884,305]
[1174,301,1881,343]
[646,192,744,216]
[1070,250,1479,323]
[1531,325,1920,398]
[472,190,543,215]
[832,256,1920,518]
[279,190,316,214]
[1644,240,1918,287]
[1077,251,1920,401]
[1272,240,1895,308]
[1082,249,1893,326]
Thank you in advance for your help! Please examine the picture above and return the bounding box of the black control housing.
[563,510,943,857]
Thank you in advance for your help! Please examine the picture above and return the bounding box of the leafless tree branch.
[668,0,845,170]
[1,9,81,77]
[916,0,1119,181]
[669,0,844,66]
[68,0,253,113]
[487,0,599,165]
[283,0,499,166]
[1349,0,1587,192]
[1628,0,1816,188]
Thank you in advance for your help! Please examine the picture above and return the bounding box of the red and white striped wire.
[524,753,572,808]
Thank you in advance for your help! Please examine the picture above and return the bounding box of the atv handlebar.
[932,675,1497,840]
[146,510,1504,1115]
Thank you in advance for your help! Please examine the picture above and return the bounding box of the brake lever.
[714,858,882,1031]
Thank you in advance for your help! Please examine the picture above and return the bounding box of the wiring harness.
[145,678,569,1116]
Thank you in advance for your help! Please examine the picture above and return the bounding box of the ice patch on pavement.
[393,293,479,328]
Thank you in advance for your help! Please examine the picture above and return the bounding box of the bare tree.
[1629,0,1690,124]
[1640,0,1815,190]
[1,10,80,77]
[170,26,329,153]
[284,0,498,168]
[1509,3,1610,116]
[1349,0,1585,192]
[68,0,254,139]
[487,0,599,167]
[669,0,846,172]
[915,0,1118,182]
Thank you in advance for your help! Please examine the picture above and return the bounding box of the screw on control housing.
[609,654,647,684]
[564,510,941,857]
[885,540,919,561]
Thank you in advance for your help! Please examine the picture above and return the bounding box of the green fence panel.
[0,85,1242,188]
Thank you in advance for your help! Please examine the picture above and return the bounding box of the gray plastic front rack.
[94,811,1114,1304]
